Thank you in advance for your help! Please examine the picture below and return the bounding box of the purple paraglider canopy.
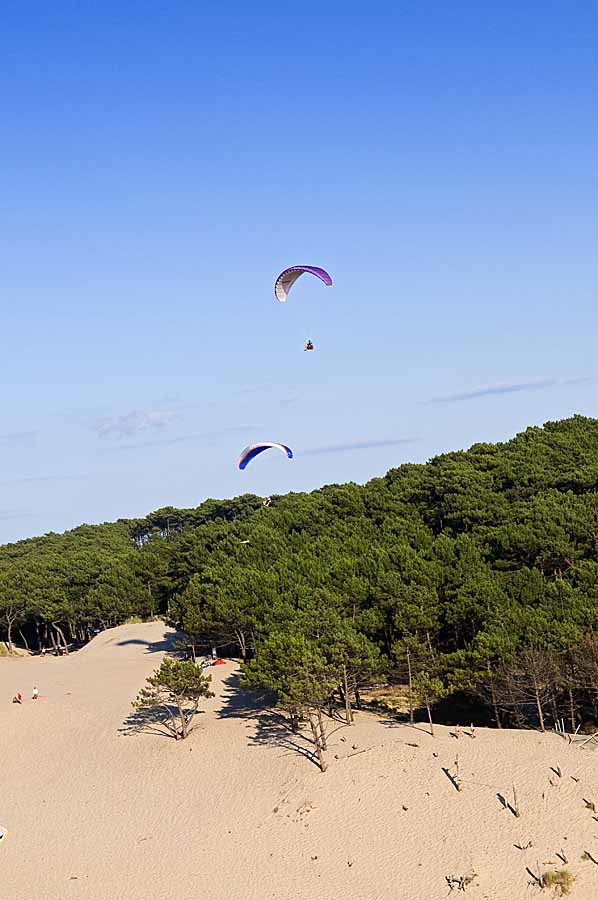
[274,266,333,303]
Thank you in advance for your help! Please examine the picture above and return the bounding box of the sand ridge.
[2,621,598,899]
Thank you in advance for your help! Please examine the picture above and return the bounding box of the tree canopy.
[3,415,598,732]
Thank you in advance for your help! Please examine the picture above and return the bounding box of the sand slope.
[2,621,598,899]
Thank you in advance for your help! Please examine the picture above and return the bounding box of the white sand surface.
[2,621,598,899]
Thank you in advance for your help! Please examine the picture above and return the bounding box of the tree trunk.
[407,647,414,725]
[52,622,69,654]
[568,688,576,733]
[383,624,394,658]
[6,618,14,652]
[316,707,327,750]
[34,618,41,651]
[487,663,502,729]
[18,628,30,652]
[235,629,246,661]
[425,695,435,737]
[342,665,354,725]
[426,630,435,657]
[549,689,559,727]
[532,675,545,733]
[506,679,524,728]
[354,686,361,710]
[164,705,180,740]
[308,710,327,772]
[178,701,189,739]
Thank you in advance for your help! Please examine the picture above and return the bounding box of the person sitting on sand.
[12,693,22,704]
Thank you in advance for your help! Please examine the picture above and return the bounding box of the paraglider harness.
[304,340,314,351]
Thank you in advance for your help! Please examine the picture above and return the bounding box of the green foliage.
[4,416,598,730]
[243,632,334,709]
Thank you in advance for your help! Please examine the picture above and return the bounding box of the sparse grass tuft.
[541,869,575,896]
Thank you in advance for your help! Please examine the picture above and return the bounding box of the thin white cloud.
[422,376,594,405]
[0,474,87,487]
[103,433,199,452]
[95,409,179,438]
[103,425,262,453]
[303,437,418,456]
[233,384,271,397]
[0,431,38,445]
[15,475,86,484]
[0,508,34,521]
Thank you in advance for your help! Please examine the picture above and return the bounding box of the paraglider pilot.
[304,339,314,351]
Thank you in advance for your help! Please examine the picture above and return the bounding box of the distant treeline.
[2,415,598,732]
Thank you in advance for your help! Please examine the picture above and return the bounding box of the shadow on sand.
[377,717,434,737]
[217,672,322,769]
[115,632,182,654]
[119,703,207,739]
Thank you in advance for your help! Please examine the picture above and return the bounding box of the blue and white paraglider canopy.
[237,442,293,470]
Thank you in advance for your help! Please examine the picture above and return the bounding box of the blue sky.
[1,1,597,543]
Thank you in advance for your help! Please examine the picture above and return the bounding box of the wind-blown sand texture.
[2,621,598,899]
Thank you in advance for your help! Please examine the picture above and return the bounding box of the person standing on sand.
[32,685,39,701]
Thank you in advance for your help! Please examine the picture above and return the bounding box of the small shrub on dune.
[133,658,214,740]
[540,869,575,896]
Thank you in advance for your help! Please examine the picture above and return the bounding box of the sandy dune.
[2,621,598,899]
